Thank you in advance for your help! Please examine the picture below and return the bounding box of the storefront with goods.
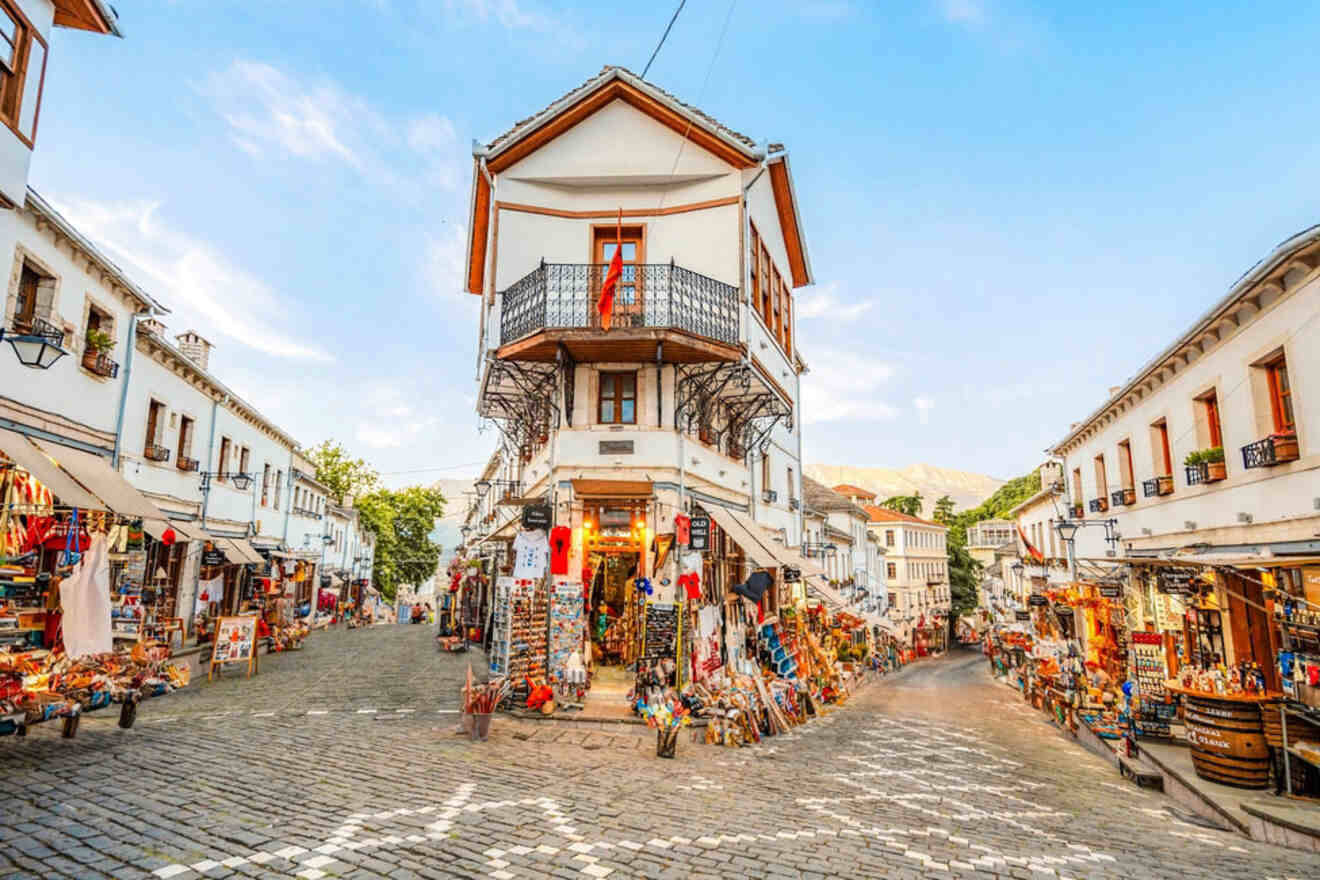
[985,554,1320,807]
[1,433,190,738]
[459,481,881,754]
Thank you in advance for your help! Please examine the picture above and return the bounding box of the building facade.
[864,505,949,649]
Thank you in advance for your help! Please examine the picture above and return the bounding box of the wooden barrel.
[1183,695,1269,789]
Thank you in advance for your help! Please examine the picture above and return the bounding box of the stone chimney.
[1108,385,1122,397]
[175,330,213,371]
[139,317,166,338]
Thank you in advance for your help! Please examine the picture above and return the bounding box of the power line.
[642,0,687,78]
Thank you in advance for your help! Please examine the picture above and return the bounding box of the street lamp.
[200,471,254,492]
[1,319,68,369]
[1054,519,1080,544]
[475,479,491,498]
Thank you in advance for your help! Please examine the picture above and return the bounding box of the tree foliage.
[356,486,446,601]
[941,471,1042,617]
[880,492,923,517]
[306,439,380,507]
[932,495,955,525]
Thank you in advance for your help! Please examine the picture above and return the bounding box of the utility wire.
[642,0,686,78]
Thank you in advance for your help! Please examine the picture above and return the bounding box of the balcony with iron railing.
[143,444,171,463]
[176,455,199,472]
[497,261,740,362]
[81,348,120,379]
[1241,433,1300,470]
[1110,487,1135,507]
[1142,475,1174,498]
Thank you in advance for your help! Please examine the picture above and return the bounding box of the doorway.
[591,225,644,329]
[588,549,641,667]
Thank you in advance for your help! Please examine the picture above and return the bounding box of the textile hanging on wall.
[61,535,112,658]
[196,575,223,615]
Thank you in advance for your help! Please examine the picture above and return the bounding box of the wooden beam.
[767,159,810,287]
[494,195,740,221]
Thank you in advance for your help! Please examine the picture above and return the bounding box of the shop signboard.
[1014,610,1030,622]
[208,615,258,681]
[782,566,801,583]
[522,504,552,531]
[689,516,710,551]
[202,544,227,567]
[1028,594,1047,607]
[1099,582,1123,599]
[1158,568,1196,596]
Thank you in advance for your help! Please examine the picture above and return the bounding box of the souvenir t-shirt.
[513,529,551,580]
[549,525,571,576]
[674,514,691,545]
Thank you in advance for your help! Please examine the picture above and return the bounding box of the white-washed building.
[865,506,950,649]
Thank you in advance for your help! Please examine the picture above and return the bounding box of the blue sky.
[33,1,1320,489]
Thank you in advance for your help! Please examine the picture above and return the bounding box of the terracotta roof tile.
[862,504,944,528]
[831,484,876,501]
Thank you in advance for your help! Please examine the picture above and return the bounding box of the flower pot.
[1156,476,1174,496]
[1204,460,1227,482]
[1272,434,1299,463]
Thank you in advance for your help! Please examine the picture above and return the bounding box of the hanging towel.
[61,534,112,658]
[196,575,223,615]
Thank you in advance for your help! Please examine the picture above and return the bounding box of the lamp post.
[1054,518,1080,583]
[1,318,68,370]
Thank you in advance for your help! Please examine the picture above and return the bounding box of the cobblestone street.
[2,624,1315,880]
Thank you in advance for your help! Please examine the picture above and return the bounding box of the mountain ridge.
[804,463,1004,514]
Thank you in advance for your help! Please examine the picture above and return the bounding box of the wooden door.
[1223,572,1280,692]
[593,226,644,329]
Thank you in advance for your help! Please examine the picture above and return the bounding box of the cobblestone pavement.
[3,624,1317,879]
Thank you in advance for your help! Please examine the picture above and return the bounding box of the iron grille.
[1088,498,1108,513]
[1185,463,1208,486]
[1110,488,1135,507]
[1142,475,1173,497]
[176,456,200,472]
[499,262,739,346]
[144,444,171,463]
[81,349,120,379]
[10,316,64,344]
[1241,436,1285,469]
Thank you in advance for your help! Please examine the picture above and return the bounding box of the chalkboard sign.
[320,574,331,589]
[1099,582,1123,599]
[202,544,227,567]
[1014,610,1030,621]
[1028,594,1048,606]
[689,516,710,551]
[209,615,258,681]
[782,566,801,583]
[522,504,552,530]
[1158,569,1197,595]
[642,602,678,659]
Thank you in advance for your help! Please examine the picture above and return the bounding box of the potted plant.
[82,328,114,369]
[1271,431,1299,463]
[1203,446,1226,481]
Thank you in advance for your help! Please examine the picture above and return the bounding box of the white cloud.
[795,282,874,320]
[445,0,557,32]
[913,395,936,424]
[355,386,441,449]
[199,60,463,203]
[801,351,898,424]
[50,196,334,363]
[939,0,986,26]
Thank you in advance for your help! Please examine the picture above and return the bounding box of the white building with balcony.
[865,506,949,647]
[466,66,814,611]
[1049,225,1320,560]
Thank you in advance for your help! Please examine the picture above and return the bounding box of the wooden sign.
[689,516,710,551]
[209,615,258,681]
[1014,610,1030,622]
[1099,582,1123,599]
[1158,568,1196,595]
[1028,594,1048,606]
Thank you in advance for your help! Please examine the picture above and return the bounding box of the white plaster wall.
[120,345,215,506]
[743,171,793,291]
[202,402,293,533]
[0,204,148,442]
[1062,270,1320,544]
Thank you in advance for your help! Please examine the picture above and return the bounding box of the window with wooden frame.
[1071,468,1083,508]
[885,529,895,547]
[760,451,771,491]
[13,261,41,330]
[1265,354,1294,434]
[0,1,46,146]
[1093,454,1108,499]
[597,372,636,424]
[592,226,643,328]
[1150,419,1172,477]
[261,464,271,507]
[274,470,282,509]
[178,415,194,463]
[749,223,760,304]
[772,273,783,339]
[1118,439,1134,490]
[782,292,792,357]
[1195,389,1223,448]
[217,437,231,481]
[239,446,250,477]
[144,400,165,456]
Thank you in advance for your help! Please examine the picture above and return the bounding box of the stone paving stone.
[4,625,1319,879]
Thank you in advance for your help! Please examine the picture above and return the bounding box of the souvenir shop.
[193,541,307,655]
[485,483,873,747]
[0,432,189,738]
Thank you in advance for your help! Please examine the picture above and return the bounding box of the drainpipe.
[281,450,294,547]
[111,311,149,470]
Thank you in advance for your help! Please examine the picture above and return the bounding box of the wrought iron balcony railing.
[81,349,120,379]
[143,444,171,463]
[176,456,200,472]
[1110,487,1135,507]
[762,489,778,503]
[1241,434,1299,469]
[789,497,800,511]
[1070,504,1083,518]
[1185,463,1208,485]
[499,262,739,347]
[1142,475,1174,498]
[1088,497,1109,514]
[10,315,63,342]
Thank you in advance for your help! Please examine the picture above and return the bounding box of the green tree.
[306,439,380,507]
[932,494,956,525]
[355,486,446,601]
[940,470,1042,619]
[880,491,923,517]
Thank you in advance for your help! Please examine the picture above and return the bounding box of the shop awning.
[143,518,192,544]
[227,538,265,566]
[0,428,104,510]
[701,505,780,568]
[166,520,209,542]
[571,478,653,498]
[29,439,166,520]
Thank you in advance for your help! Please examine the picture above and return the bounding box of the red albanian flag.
[597,208,623,331]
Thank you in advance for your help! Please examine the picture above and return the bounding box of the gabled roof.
[831,484,876,501]
[863,504,944,529]
[802,476,868,517]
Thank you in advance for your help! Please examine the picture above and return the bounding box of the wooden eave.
[466,160,491,295]
[767,155,813,288]
[496,327,742,365]
[52,0,117,35]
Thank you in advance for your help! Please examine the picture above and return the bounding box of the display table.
[1165,682,1281,789]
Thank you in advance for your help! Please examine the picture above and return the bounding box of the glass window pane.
[621,399,634,423]
[18,38,44,141]
[620,243,636,260]
[1277,364,1289,393]
[621,375,635,395]
[601,243,616,262]
[599,399,612,422]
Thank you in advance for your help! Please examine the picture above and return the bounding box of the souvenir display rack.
[547,581,583,686]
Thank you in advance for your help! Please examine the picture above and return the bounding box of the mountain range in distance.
[804,463,1004,514]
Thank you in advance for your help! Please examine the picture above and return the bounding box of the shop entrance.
[587,549,640,667]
